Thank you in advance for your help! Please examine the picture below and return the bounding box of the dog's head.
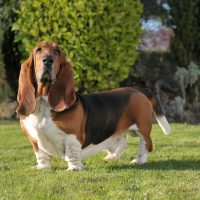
[16,41,76,115]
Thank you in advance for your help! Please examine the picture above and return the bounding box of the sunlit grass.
[0,121,200,200]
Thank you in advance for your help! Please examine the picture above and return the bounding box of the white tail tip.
[155,115,171,135]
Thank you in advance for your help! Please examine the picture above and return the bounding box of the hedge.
[13,0,143,92]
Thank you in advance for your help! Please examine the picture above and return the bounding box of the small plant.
[175,62,200,103]
[175,62,200,88]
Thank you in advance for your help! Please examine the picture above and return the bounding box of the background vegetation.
[0,0,19,101]
[0,0,200,122]
[12,0,142,92]
[123,0,200,123]
[168,0,200,67]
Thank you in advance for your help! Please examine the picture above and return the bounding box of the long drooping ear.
[48,56,76,112]
[16,54,36,115]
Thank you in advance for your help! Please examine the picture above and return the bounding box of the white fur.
[127,124,139,137]
[155,115,171,135]
[35,149,51,169]
[22,97,65,158]
[128,124,139,131]
[128,124,149,164]
[64,134,83,171]
[22,97,82,170]
[104,134,127,161]
[130,131,148,164]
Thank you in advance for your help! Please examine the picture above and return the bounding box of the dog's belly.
[81,124,137,159]
[81,134,126,159]
[22,105,66,158]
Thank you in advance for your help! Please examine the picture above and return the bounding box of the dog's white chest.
[22,98,65,158]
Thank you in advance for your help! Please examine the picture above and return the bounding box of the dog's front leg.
[64,134,83,171]
[35,149,51,169]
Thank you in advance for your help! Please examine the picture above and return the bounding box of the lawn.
[0,121,200,200]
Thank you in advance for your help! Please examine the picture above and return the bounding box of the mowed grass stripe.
[0,121,200,200]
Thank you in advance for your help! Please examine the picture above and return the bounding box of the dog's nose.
[42,55,53,66]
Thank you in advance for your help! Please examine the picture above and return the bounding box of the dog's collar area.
[66,95,78,111]
[52,94,79,113]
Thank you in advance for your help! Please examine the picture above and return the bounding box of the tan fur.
[115,90,153,152]
[16,54,36,115]
[51,102,86,144]
[48,57,76,111]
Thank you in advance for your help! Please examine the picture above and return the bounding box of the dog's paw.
[103,154,119,161]
[67,166,83,172]
[34,164,51,170]
[130,158,147,165]
[67,163,84,171]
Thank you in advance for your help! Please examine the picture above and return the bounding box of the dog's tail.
[150,98,171,135]
[136,87,171,135]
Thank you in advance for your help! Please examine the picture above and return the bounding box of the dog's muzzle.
[40,71,52,85]
[39,55,54,85]
[38,71,52,96]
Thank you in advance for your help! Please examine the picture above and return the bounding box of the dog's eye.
[54,49,61,55]
[36,48,42,53]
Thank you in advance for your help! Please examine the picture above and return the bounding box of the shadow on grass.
[107,159,200,171]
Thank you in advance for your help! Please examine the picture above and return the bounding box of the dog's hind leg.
[104,134,127,161]
[129,115,152,164]
[130,122,152,164]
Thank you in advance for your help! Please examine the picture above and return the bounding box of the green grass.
[0,121,200,200]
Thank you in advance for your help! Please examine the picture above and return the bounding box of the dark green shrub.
[169,0,200,66]
[12,0,143,92]
[0,0,20,100]
[0,0,18,101]
[0,50,9,101]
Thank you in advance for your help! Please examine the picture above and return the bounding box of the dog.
[16,41,171,171]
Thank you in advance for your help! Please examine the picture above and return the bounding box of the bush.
[0,0,18,101]
[0,0,21,96]
[12,0,143,92]
[169,0,200,66]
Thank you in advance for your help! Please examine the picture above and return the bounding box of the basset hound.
[16,41,171,171]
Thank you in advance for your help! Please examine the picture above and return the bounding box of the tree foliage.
[0,0,19,101]
[12,0,143,92]
[0,44,13,101]
[169,0,200,66]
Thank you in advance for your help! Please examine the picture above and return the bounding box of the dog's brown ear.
[48,55,76,112]
[16,54,36,115]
